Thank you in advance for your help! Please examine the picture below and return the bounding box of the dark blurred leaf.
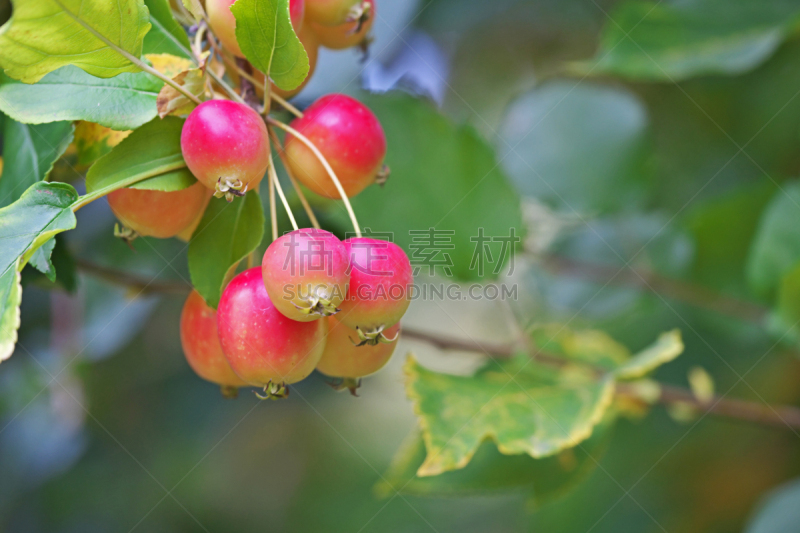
[85,117,195,194]
[745,478,800,533]
[143,0,192,58]
[188,193,265,308]
[578,0,800,81]
[498,81,652,213]
[232,0,308,91]
[746,182,800,300]
[0,68,162,130]
[0,120,74,208]
[377,421,614,503]
[73,122,131,167]
[348,92,522,281]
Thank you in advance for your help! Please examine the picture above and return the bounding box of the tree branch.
[73,260,800,431]
[541,255,768,325]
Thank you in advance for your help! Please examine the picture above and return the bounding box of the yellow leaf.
[156,68,206,118]
[73,122,132,166]
[145,53,194,78]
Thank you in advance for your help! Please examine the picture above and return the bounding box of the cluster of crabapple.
[102,0,410,398]
[182,230,412,399]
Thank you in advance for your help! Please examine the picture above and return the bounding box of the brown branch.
[73,260,800,431]
[541,255,768,325]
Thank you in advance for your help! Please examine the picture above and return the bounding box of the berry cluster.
[103,0,410,398]
[182,231,412,398]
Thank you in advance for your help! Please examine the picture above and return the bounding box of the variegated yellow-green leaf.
[74,121,132,166]
[156,68,204,118]
[0,0,151,83]
[614,330,683,380]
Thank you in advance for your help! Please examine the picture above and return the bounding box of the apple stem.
[268,127,320,229]
[268,153,299,231]
[268,156,279,242]
[267,118,362,238]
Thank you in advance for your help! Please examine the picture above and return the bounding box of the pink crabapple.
[336,237,412,344]
[180,290,248,397]
[284,94,387,199]
[181,100,269,200]
[217,268,327,398]
[262,228,350,322]
[107,181,208,239]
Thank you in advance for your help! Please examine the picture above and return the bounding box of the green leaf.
[143,0,192,58]
[745,478,800,533]
[73,122,132,166]
[0,0,151,83]
[181,0,205,22]
[188,192,265,308]
[405,355,615,477]
[232,0,309,91]
[0,119,74,208]
[614,330,683,380]
[345,93,521,282]
[0,181,78,360]
[746,182,800,300]
[0,68,162,130]
[28,237,56,282]
[498,81,651,213]
[405,326,683,477]
[576,0,800,81]
[0,268,21,362]
[85,116,194,194]
[376,423,613,504]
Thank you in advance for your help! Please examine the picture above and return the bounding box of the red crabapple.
[310,0,373,50]
[107,181,208,239]
[305,0,363,26]
[336,238,412,344]
[217,268,327,398]
[317,317,399,380]
[208,0,304,57]
[181,100,269,199]
[180,290,248,397]
[262,228,349,322]
[284,94,387,199]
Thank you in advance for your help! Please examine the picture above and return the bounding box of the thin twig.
[268,127,320,229]
[541,255,768,325]
[268,153,299,230]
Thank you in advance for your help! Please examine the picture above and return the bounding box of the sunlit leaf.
[0,0,151,83]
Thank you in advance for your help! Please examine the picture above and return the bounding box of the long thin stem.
[268,159,278,242]
[267,118,362,238]
[268,127,320,229]
[71,160,188,212]
[268,153,298,231]
[216,52,303,118]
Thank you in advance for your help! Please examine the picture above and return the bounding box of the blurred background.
[3,0,800,531]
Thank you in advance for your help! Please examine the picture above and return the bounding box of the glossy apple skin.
[181,100,269,193]
[218,268,327,385]
[316,318,399,378]
[336,238,413,331]
[107,181,208,239]
[305,0,359,26]
[181,290,248,387]
[209,0,304,57]
[284,94,386,199]
[311,0,373,50]
[176,188,213,242]
[262,229,349,321]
